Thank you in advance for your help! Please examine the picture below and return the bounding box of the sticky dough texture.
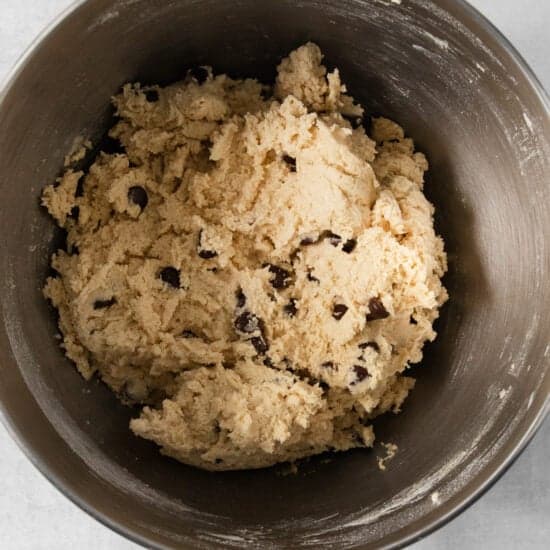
[43,43,447,470]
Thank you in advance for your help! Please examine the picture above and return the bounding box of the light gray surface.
[0,0,548,548]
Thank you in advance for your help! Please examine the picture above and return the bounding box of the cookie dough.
[42,43,447,471]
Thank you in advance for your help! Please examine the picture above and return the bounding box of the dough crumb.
[377,442,399,471]
[64,137,92,167]
[42,43,447,471]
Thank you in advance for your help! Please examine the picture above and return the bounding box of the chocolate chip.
[199,249,217,259]
[359,341,380,353]
[182,330,197,338]
[284,298,298,317]
[128,186,148,209]
[321,361,335,369]
[332,303,348,320]
[282,154,296,171]
[353,365,370,382]
[342,239,357,253]
[263,356,274,367]
[250,335,269,354]
[410,315,418,325]
[236,288,246,308]
[267,264,292,289]
[366,297,389,321]
[144,89,159,102]
[234,311,261,333]
[307,271,320,283]
[189,66,209,84]
[159,267,181,288]
[214,458,223,464]
[93,297,116,310]
[197,230,218,259]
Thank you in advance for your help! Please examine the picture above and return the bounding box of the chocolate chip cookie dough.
[42,43,447,471]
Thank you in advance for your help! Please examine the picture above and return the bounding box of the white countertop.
[0,1,548,548]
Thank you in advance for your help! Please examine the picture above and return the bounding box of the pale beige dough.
[42,43,447,470]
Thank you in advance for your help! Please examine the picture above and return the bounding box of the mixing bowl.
[0,0,548,548]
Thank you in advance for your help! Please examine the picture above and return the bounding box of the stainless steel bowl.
[0,1,548,548]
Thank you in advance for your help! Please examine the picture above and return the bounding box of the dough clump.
[43,43,447,470]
